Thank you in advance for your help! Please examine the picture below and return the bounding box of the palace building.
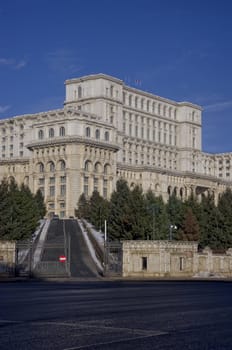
[0,73,231,217]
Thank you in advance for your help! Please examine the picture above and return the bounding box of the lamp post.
[169,224,177,240]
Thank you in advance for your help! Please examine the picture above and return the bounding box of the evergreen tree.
[34,189,46,218]
[217,188,232,249]
[178,207,200,241]
[0,178,10,239]
[108,179,132,240]
[76,193,90,219]
[166,194,185,239]
[128,185,148,240]
[145,191,169,240]
[89,190,109,231]
[199,194,224,250]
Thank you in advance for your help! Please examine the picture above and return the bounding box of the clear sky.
[0,0,232,153]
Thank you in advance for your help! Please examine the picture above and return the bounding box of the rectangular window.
[60,202,66,208]
[60,184,66,196]
[180,257,184,271]
[49,177,55,184]
[94,177,98,192]
[49,186,55,197]
[142,257,147,271]
[60,176,66,183]
[39,178,45,185]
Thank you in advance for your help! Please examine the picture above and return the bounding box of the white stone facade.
[0,74,231,217]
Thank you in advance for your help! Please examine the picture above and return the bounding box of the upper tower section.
[64,74,123,124]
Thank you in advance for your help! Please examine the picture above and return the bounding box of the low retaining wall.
[0,241,16,276]
[122,241,232,278]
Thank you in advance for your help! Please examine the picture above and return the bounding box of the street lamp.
[169,224,177,240]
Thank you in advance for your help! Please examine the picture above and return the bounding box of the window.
[86,127,91,137]
[38,130,44,140]
[60,176,66,183]
[39,178,45,185]
[84,176,89,196]
[60,160,66,171]
[49,186,55,197]
[49,162,55,172]
[59,127,65,137]
[94,177,98,192]
[95,129,100,139]
[60,184,66,196]
[103,179,108,198]
[180,257,184,271]
[78,86,82,98]
[49,128,54,138]
[142,257,147,270]
[104,131,109,141]
[49,177,55,184]
[39,163,44,173]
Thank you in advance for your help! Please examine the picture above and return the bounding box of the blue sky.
[0,0,232,153]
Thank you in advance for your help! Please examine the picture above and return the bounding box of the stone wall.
[0,241,16,276]
[122,241,232,278]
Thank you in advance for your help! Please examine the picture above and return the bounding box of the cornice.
[65,73,123,86]
[0,157,30,165]
[26,136,120,152]
[116,163,232,186]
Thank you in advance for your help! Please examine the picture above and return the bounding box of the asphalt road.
[0,280,232,349]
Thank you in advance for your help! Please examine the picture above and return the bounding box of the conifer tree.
[76,193,90,219]
[108,179,132,240]
[34,189,46,218]
[128,185,148,239]
[178,207,200,241]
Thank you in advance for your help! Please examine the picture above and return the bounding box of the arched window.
[86,127,91,137]
[49,162,55,172]
[94,162,101,173]
[104,131,109,141]
[104,164,111,175]
[84,160,91,171]
[78,86,82,98]
[49,128,54,138]
[38,130,44,140]
[59,126,65,137]
[95,129,100,139]
[60,160,66,171]
[39,163,44,173]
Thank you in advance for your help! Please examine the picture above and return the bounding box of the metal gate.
[104,242,122,276]
[16,238,70,277]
